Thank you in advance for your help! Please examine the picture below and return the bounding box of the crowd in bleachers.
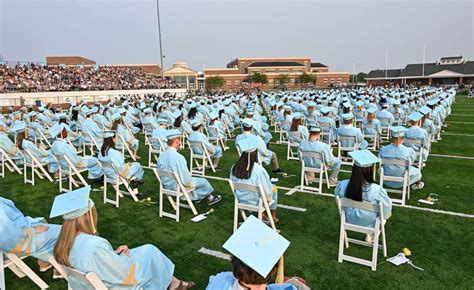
[0,64,179,93]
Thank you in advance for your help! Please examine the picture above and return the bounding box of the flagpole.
[422,45,426,77]
[156,0,164,78]
[385,49,388,79]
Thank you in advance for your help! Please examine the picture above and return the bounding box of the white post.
[352,62,356,85]
[385,49,388,79]
[422,45,426,77]
[156,0,164,78]
[0,252,5,290]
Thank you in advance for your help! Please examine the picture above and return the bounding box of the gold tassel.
[275,256,285,284]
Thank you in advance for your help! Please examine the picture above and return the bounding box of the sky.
[1,0,473,73]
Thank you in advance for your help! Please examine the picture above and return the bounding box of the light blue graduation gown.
[98,148,144,181]
[117,124,139,151]
[156,147,213,200]
[362,119,382,136]
[188,131,223,159]
[235,133,274,166]
[335,180,392,227]
[405,126,430,161]
[68,233,174,290]
[376,110,395,126]
[151,127,168,150]
[422,118,437,137]
[180,120,193,135]
[209,121,227,142]
[298,140,341,180]
[379,143,422,188]
[316,116,336,143]
[0,132,23,161]
[82,119,104,147]
[51,139,104,179]
[93,114,111,129]
[206,272,296,290]
[22,139,59,173]
[0,197,61,262]
[230,163,277,210]
[336,125,368,149]
[288,125,309,144]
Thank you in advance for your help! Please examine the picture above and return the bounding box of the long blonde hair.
[54,206,98,267]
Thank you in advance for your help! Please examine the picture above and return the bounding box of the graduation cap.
[419,106,432,115]
[390,126,408,138]
[50,186,93,220]
[103,130,115,138]
[366,107,377,114]
[348,149,380,168]
[283,106,292,112]
[172,110,182,119]
[143,108,152,114]
[166,129,182,141]
[341,112,354,121]
[407,112,423,122]
[223,215,290,278]
[118,108,127,114]
[190,118,202,127]
[111,113,121,121]
[292,112,303,120]
[209,111,219,120]
[238,138,258,153]
[320,107,332,115]
[309,125,321,133]
[11,122,26,134]
[242,118,254,128]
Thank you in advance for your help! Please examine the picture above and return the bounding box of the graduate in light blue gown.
[114,115,140,160]
[405,112,430,163]
[208,111,228,145]
[379,126,424,190]
[245,108,272,145]
[362,107,382,137]
[235,119,283,174]
[188,119,223,167]
[51,124,104,180]
[287,113,308,144]
[336,113,368,150]
[156,130,222,205]
[151,118,170,151]
[12,122,59,174]
[81,109,104,147]
[298,126,341,185]
[141,108,159,134]
[0,197,62,277]
[98,131,144,187]
[317,107,336,143]
[206,216,295,290]
[376,104,395,126]
[334,150,392,232]
[420,106,437,141]
[230,138,279,221]
[51,187,195,290]
[0,120,23,164]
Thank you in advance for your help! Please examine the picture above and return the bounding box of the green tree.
[206,76,224,90]
[296,72,316,87]
[275,74,290,87]
[250,72,268,85]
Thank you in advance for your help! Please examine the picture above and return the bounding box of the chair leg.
[5,253,49,289]
[371,229,380,271]
[234,203,239,232]
[338,223,346,263]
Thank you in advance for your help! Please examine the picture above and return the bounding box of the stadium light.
[156,0,164,78]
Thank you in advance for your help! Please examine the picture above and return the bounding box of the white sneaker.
[411,182,425,191]
[365,234,374,243]
[52,269,64,280]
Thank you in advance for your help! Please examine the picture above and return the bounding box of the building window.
[294,69,303,73]
[290,79,295,84]
[226,80,232,85]
[330,78,335,83]
[269,79,274,84]
[266,69,275,73]
[323,78,328,83]
[234,80,239,85]
[337,78,342,82]
[280,69,289,73]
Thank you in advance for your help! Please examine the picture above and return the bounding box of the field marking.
[430,154,474,160]
[278,204,308,212]
[449,114,474,117]
[198,247,231,261]
[442,133,474,137]
[447,121,474,124]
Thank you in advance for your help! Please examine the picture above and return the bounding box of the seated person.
[317,107,336,144]
[51,187,194,289]
[335,149,392,241]
[230,139,278,223]
[298,126,341,186]
[287,113,308,144]
[336,113,368,150]
[376,103,395,127]
[188,119,223,168]
[13,123,59,176]
[0,120,23,164]
[51,124,104,181]
[362,107,382,139]
[405,112,430,164]
[157,130,222,205]
[208,111,228,147]
[379,126,424,190]
[81,108,104,148]
[113,115,140,160]
[206,216,295,290]
[236,119,284,174]
[141,108,159,134]
[245,108,272,145]
[0,196,62,278]
[98,131,145,189]
[151,118,170,150]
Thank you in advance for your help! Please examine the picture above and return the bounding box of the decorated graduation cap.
[50,186,93,220]
[390,126,408,138]
[407,111,423,122]
[103,130,115,138]
[242,118,254,128]
[419,106,432,115]
[348,149,380,168]
[166,129,182,141]
[223,215,290,278]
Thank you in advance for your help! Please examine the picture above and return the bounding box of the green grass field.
[3,95,474,289]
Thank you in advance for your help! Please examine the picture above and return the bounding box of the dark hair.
[290,118,301,132]
[100,136,116,157]
[16,132,26,150]
[71,110,79,121]
[345,165,375,201]
[218,109,225,119]
[232,151,258,179]
[173,115,182,128]
[231,255,276,285]
[111,119,121,131]
[187,107,197,119]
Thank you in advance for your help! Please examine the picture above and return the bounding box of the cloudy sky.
[1,0,473,73]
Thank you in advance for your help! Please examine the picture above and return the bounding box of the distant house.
[366,56,474,86]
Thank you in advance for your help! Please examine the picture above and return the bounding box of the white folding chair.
[299,151,331,194]
[379,158,411,205]
[147,137,166,168]
[55,154,89,193]
[337,135,358,171]
[207,127,229,151]
[319,122,333,146]
[100,159,139,208]
[336,197,387,271]
[30,127,52,149]
[116,134,137,161]
[229,180,277,232]
[286,131,302,161]
[0,148,23,176]
[403,138,424,169]
[23,149,54,186]
[81,131,100,156]
[379,118,391,140]
[235,143,263,166]
[153,168,198,222]
[62,266,107,290]
[1,250,49,289]
[362,124,380,150]
[188,141,216,176]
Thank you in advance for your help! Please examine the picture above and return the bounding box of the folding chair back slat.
[63,266,107,290]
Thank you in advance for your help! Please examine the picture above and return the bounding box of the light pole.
[156,0,164,78]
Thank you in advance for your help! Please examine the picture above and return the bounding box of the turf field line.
[430,154,474,160]
[392,204,474,218]
[198,247,231,261]
[278,204,308,212]
[442,133,474,137]
[447,121,474,124]
[449,114,474,116]
[280,186,334,197]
